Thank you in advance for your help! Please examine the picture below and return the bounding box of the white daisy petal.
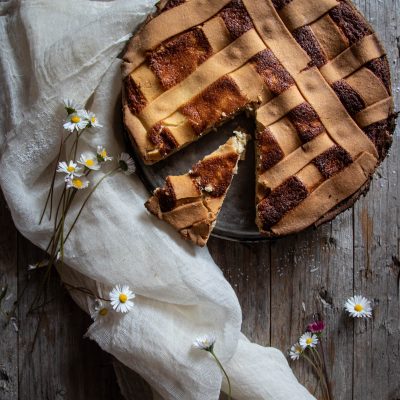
[193,334,216,351]
[289,343,303,361]
[57,160,83,179]
[78,151,101,170]
[96,145,113,163]
[344,295,372,318]
[118,152,136,175]
[81,110,103,128]
[63,110,88,132]
[63,99,83,115]
[299,332,318,349]
[109,285,135,313]
[90,299,110,321]
[66,176,89,190]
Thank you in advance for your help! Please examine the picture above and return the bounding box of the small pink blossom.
[307,320,325,334]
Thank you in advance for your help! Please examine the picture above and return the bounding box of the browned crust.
[180,76,248,135]
[148,28,213,90]
[329,0,372,44]
[332,79,366,116]
[312,145,353,179]
[190,152,239,197]
[256,127,284,174]
[256,176,309,231]
[271,0,292,11]
[251,49,295,95]
[124,76,147,115]
[292,26,327,68]
[288,103,325,143]
[219,0,254,39]
[365,56,392,94]
[148,124,179,157]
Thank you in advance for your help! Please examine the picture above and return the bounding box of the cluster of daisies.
[30,100,138,306]
[57,100,136,192]
[289,295,372,362]
[90,285,136,320]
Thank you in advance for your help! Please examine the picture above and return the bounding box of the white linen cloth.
[0,1,315,399]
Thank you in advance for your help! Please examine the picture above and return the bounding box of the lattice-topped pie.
[122,0,395,241]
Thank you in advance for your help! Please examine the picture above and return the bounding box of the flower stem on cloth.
[210,349,232,400]
[193,335,232,400]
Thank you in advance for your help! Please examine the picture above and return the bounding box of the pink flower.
[307,320,325,334]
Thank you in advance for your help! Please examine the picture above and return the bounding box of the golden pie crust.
[122,0,395,239]
[145,133,248,246]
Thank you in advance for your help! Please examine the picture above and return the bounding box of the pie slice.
[123,0,395,238]
[145,132,248,246]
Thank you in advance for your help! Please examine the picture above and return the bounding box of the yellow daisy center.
[71,116,81,123]
[306,338,313,345]
[101,150,107,158]
[85,159,94,167]
[99,308,108,316]
[73,179,83,188]
[67,166,75,173]
[91,116,96,123]
[354,304,364,312]
[119,293,128,303]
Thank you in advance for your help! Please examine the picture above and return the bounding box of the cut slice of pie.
[145,132,248,246]
[123,0,395,238]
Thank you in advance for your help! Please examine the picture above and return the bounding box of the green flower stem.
[209,349,232,400]
[304,351,329,400]
[39,134,72,224]
[60,183,67,266]
[68,129,84,161]
[311,348,331,400]
[63,282,109,302]
[319,341,333,400]
[62,168,118,245]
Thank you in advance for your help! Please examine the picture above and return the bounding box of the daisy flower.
[97,146,113,163]
[57,161,82,179]
[90,299,110,321]
[344,295,372,318]
[193,334,216,351]
[63,111,88,132]
[109,285,135,313]
[63,99,82,115]
[78,151,100,171]
[118,152,136,175]
[66,176,89,190]
[289,343,303,361]
[307,320,325,334]
[299,332,318,349]
[82,110,102,128]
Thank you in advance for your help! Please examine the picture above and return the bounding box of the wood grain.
[0,0,399,399]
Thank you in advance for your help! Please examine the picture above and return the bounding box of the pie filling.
[123,0,394,239]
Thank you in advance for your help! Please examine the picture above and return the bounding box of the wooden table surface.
[1,0,399,399]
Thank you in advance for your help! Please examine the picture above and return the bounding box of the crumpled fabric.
[0,1,315,399]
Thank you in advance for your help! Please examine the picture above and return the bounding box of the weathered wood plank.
[269,213,354,400]
[0,191,18,400]
[352,0,400,398]
[208,239,272,346]
[16,235,124,400]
